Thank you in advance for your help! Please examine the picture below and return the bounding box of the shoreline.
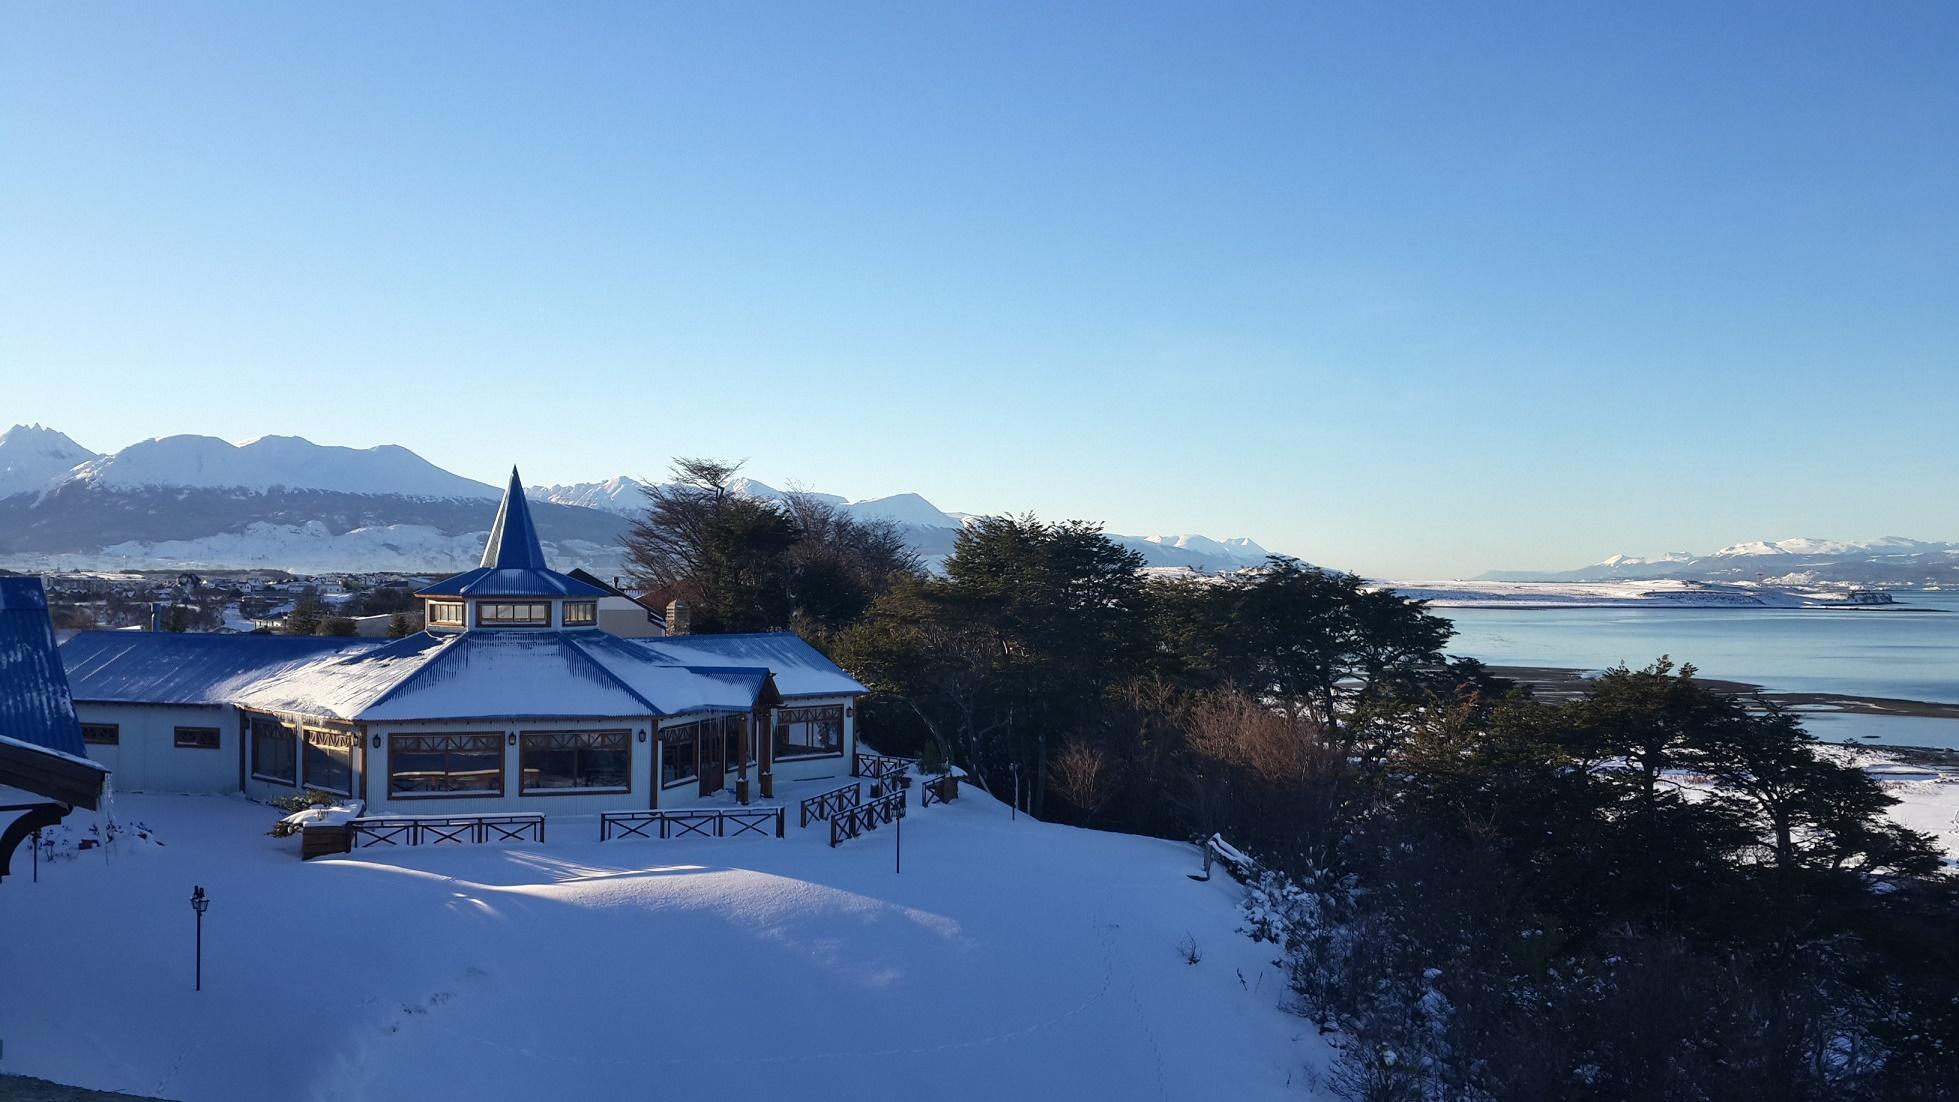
[1488,665,1959,761]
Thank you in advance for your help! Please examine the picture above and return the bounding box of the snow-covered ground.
[1382,579,1894,609]
[1864,761,1959,866]
[0,784,1329,1101]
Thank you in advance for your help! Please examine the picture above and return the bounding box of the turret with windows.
[417,467,608,633]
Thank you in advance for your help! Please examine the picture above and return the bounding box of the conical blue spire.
[479,466,549,570]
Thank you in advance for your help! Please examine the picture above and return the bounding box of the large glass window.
[520,730,629,793]
[250,715,297,784]
[723,714,745,773]
[81,723,119,745]
[774,705,844,759]
[428,601,465,626]
[562,600,597,626]
[661,723,699,788]
[303,728,356,796]
[175,726,221,750]
[476,602,550,626]
[388,733,504,797]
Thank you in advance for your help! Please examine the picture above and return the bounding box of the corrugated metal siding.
[0,577,86,756]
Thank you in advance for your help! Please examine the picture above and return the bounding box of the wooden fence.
[600,806,786,841]
[799,781,862,828]
[919,773,959,808]
[829,789,906,847]
[854,752,911,797]
[351,813,545,848]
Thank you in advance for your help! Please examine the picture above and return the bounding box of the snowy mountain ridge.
[0,425,1280,575]
[1481,536,1959,587]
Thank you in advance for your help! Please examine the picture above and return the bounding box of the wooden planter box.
[301,823,353,860]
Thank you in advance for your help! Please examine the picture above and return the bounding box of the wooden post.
[758,704,774,800]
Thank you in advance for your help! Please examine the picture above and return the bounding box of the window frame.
[476,601,551,627]
[519,729,631,795]
[387,732,506,799]
[660,722,701,790]
[174,726,222,750]
[427,601,466,626]
[561,600,597,626]
[249,714,298,786]
[773,704,846,761]
[81,723,120,746]
[302,727,357,798]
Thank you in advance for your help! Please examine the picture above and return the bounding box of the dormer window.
[428,601,465,626]
[563,600,597,626]
[478,601,550,626]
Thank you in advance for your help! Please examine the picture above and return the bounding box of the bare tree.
[1051,738,1115,819]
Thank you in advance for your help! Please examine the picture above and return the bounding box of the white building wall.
[596,596,664,638]
[362,715,661,817]
[74,702,238,794]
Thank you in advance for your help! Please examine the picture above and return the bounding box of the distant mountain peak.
[0,423,100,499]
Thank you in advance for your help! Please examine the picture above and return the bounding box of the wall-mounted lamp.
[637,729,647,743]
[507,732,517,747]
[845,706,854,718]
[371,734,381,749]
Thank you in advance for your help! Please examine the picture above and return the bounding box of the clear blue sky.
[3,3,1954,577]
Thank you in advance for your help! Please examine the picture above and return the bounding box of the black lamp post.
[190,885,209,992]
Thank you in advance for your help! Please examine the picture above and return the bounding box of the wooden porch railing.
[799,781,862,828]
[828,789,906,848]
[599,806,786,841]
[351,813,544,848]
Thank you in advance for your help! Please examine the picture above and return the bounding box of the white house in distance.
[57,468,864,815]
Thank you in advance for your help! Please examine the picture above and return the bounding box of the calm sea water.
[1440,592,1959,750]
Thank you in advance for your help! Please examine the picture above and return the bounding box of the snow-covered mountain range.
[0,425,1276,576]
[529,474,1272,571]
[1481,537,1959,588]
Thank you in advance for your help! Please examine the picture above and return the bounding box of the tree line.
[624,459,1959,1098]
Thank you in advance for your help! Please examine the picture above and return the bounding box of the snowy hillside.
[0,786,1330,1101]
[0,423,98,498]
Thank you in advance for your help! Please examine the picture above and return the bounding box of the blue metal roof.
[0,578,85,757]
[59,631,380,705]
[482,466,547,570]
[631,632,867,698]
[417,465,608,599]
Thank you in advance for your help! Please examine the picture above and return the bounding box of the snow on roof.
[59,631,380,705]
[632,633,866,698]
[355,632,673,722]
[0,577,87,757]
[568,634,768,716]
[230,632,456,720]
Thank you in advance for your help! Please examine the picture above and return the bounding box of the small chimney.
[666,599,689,636]
[150,602,164,632]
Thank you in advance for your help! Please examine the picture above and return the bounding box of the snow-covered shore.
[1381,579,1904,609]
[0,787,1328,1101]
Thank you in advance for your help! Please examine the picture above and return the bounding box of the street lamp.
[190,885,210,992]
